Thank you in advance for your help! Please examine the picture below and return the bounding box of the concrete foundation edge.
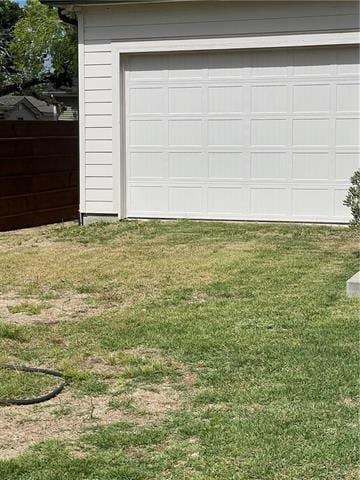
[346,271,360,298]
[82,214,119,226]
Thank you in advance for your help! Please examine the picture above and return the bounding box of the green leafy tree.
[0,0,23,87]
[0,0,77,95]
[344,169,360,229]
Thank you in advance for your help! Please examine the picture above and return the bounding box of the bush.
[344,169,360,228]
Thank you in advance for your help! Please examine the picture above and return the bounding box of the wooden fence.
[0,121,79,232]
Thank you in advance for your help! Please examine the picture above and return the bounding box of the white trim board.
[78,12,86,213]
[113,32,359,54]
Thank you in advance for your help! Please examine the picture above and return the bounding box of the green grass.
[7,303,46,315]
[0,323,23,341]
[0,220,358,479]
[0,368,61,402]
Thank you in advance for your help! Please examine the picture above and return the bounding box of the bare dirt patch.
[0,347,193,460]
[0,382,182,460]
[0,292,102,326]
[338,396,360,408]
[132,384,181,416]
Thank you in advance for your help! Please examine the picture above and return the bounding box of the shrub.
[344,169,360,228]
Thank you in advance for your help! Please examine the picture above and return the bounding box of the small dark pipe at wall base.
[0,365,66,406]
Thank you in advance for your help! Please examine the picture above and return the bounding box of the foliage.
[343,169,360,228]
[0,0,77,95]
[0,0,23,86]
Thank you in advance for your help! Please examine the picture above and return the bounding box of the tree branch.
[0,73,58,96]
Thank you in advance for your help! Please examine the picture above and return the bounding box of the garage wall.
[79,1,359,216]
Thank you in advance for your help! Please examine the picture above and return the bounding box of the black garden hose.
[0,365,66,406]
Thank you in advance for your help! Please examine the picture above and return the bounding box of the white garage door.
[125,46,359,222]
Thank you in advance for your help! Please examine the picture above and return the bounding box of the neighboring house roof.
[0,95,54,118]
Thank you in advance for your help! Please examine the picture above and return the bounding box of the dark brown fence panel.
[0,121,79,231]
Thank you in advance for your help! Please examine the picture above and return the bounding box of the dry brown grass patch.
[0,346,195,460]
[0,381,182,460]
[0,292,102,326]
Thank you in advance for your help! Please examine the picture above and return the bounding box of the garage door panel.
[251,50,288,77]
[334,189,350,217]
[168,54,206,79]
[169,152,206,178]
[292,188,330,217]
[208,51,249,78]
[293,49,335,76]
[292,153,329,181]
[125,47,359,222]
[251,152,288,180]
[292,119,330,146]
[251,85,288,113]
[128,87,165,114]
[208,86,243,113]
[128,152,167,179]
[168,120,203,146]
[251,119,288,146]
[251,188,290,216]
[208,187,249,214]
[169,87,203,114]
[336,49,360,75]
[336,118,360,146]
[293,84,331,113]
[129,185,166,213]
[208,152,248,179]
[129,120,164,146]
[208,119,243,146]
[336,83,360,113]
[169,186,203,214]
[127,55,167,80]
[335,153,360,181]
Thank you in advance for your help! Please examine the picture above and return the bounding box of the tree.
[0,0,23,87]
[344,169,360,229]
[0,0,77,95]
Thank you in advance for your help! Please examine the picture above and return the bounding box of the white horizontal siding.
[80,1,359,216]
[83,1,357,28]
[85,140,112,152]
[86,201,114,213]
[85,103,112,115]
[84,51,112,65]
[86,177,113,189]
[86,128,112,140]
[86,152,113,164]
[85,115,112,128]
[83,2,358,42]
[87,164,113,176]
[84,15,357,42]
[84,42,111,52]
[86,189,113,201]
[85,77,112,90]
[85,65,112,77]
[85,90,112,103]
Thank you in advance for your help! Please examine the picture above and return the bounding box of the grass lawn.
[0,220,358,479]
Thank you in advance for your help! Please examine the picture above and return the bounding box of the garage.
[125,46,359,222]
[39,0,359,225]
